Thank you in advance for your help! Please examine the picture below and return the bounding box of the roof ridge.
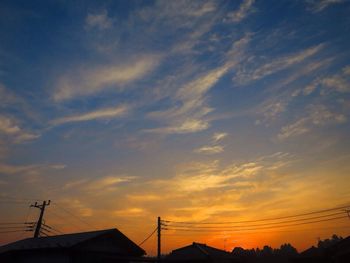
[194,242,210,257]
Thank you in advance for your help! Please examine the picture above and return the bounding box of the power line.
[52,203,95,229]
[0,222,34,225]
[0,196,43,202]
[162,204,350,225]
[163,215,348,232]
[0,226,32,230]
[163,225,350,236]
[0,201,31,205]
[139,227,158,246]
[42,223,64,234]
[46,209,86,232]
[163,211,346,229]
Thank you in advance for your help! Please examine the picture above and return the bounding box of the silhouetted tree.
[317,234,343,249]
[277,243,298,257]
[260,245,273,257]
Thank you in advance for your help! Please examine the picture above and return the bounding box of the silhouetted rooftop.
[167,242,234,261]
[0,228,145,256]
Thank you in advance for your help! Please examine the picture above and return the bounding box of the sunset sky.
[1,0,350,255]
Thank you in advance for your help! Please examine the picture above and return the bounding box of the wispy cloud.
[85,10,112,30]
[113,207,147,217]
[147,64,230,134]
[0,115,40,143]
[212,132,228,142]
[307,0,346,13]
[194,132,228,154]
[234,44,324,85]
[146,35,251,134]
[303,65,350,95]
[225,0,255,23]
[0,162,65,175]
[278,104,347,140]
[147,152,291,195]
[53,55,161,101]
[63,175,136,193]
[51,105,128,125]
[194,145,224,154]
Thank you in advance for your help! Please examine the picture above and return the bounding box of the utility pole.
[157,216,161,262]
[31,200,50,238]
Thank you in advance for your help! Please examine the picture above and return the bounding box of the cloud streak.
[308,0,346,13]
[51,105,128,125]
[194,145,224,154]
[85,10,112,30]
[53,55,161,101]
[147,64,230,134]
[278,104,347,140]
[0,115,40,143]
[234,44,324,85]
[225,0,255,23]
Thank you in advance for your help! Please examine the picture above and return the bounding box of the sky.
[0,0,350,255]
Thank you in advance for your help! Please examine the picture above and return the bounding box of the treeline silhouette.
[231,234,345,263]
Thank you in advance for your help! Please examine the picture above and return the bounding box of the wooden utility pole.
[31,200,50,238]
[157,216,161,262]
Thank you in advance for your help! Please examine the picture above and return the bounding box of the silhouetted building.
[0,228,145,263]
[167,242,238,263]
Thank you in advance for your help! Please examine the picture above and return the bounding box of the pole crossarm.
[31,200,51,238]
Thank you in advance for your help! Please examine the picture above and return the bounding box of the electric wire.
[163,215,348,232]
[162,204,350,225]
[42,224,64,234]
[52,203,95,229]
[46,209,85,232]
[0,222,34,225]
[139,227,158,246]
[0,229,32,234]
[163,211,346,229]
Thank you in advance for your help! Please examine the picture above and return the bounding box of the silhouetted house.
[0,228,145,263]
[167,242,238,263]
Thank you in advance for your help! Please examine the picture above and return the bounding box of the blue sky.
[1,0,350,253]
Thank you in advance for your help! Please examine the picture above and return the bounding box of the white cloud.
[147,119,209,134]
[0,116,20,134]
[234,44,324,85]
[51,105,128,125]
[147,64,229,134]
[194,132,228,154]
[259,101,287,123]
[0,115,40,143]
[225,0,255,23]
[53,55,161,101]
[64,175,136,193]
[194,145,224,154]
[145,34,251,135]
[212,132,228,142]
[303,65,350,95]
[308,0,346,13]
[278,104,347,140]
[0,162,66,175]
[278,118,310,140]
[85,10,112,30]
[113,207,147,217]
[152,160,265,193]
